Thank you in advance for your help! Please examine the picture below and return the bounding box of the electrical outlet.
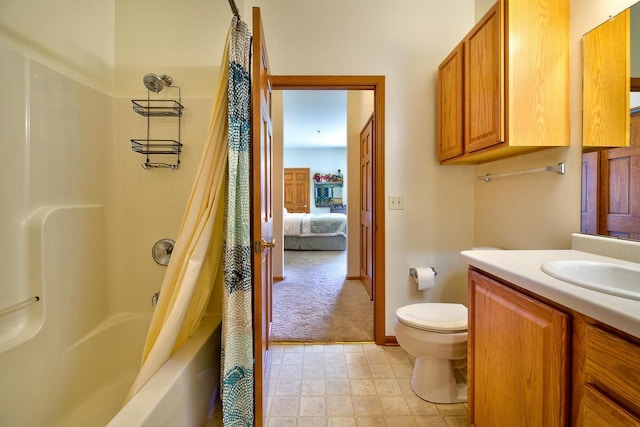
[389,195,404,210]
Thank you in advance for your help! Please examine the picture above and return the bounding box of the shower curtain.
[124,18,245,405]
[221,16,254,426]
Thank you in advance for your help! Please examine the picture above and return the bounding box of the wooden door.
[438,43,464,161]
[598,132,640,240]
[283,168,310,213]
[360,116,374,300]
[583,113,640,239]
[581,151,599,235]
[465,3,502,153]
[251,7,273,426]
[468,270,569,427]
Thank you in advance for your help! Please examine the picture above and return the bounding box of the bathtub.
[107,314,221,427]
[0,205,221,427]
[0,310,220,427]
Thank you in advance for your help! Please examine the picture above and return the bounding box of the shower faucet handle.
[151,292,160,307]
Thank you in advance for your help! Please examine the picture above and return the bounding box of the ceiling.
[282,90,347,148]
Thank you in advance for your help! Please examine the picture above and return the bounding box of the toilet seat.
[396,303,467,333]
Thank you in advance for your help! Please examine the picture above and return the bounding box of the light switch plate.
[389,195,404,210]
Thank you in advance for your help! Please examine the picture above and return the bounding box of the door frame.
[271,75,386,345]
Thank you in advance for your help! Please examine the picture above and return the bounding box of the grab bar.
[0,296,40,318]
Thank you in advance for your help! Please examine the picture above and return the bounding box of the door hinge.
[254,241,262,253]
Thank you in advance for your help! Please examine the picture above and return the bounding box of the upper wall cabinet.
[437,43,464,160]
[583,9,630,149]
[437,0,570,164]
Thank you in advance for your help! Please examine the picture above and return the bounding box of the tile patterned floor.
[264,342,468,426]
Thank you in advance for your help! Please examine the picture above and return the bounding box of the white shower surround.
[0,44,220,426]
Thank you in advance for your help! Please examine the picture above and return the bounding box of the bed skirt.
[284,235,346,251]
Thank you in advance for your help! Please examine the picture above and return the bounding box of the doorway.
[272,76,386,345]
[278,92,357,341]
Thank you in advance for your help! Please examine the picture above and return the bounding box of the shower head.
[143,73,173,93]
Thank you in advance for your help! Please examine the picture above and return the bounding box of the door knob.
[261,239,277,249]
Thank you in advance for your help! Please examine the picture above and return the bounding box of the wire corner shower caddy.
[130,73,184,170]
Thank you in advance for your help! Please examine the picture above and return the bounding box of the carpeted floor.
[272,250,373,342]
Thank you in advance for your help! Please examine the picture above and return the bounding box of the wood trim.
[631,77,640,92]
[271,75,381,90]
[273,277,284,282]
[272,75,386,346]
[385,336,399,346]
[345,276,361,281]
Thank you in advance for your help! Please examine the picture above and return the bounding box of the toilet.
[394,303,468,403]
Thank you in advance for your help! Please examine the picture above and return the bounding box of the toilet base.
[410,355,467,404]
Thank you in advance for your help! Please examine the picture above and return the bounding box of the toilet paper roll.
[413,267,435,290]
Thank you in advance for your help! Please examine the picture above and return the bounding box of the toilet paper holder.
[409,267,437,278]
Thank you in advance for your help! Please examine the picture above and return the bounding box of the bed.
[283,212,347,250]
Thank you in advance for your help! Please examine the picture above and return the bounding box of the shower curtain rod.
[228,0,240,18]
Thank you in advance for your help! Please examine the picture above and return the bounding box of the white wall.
[110,0,231,314]
[0,0,115,92]
[257,0,476,334]
[475,0,496,21]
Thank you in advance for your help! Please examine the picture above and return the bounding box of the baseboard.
[273,277,284,282]
[385,336,399,346]
[346,275,361,281]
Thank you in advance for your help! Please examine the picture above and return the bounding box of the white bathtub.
[0,311,220,427]
[107,314,221,427]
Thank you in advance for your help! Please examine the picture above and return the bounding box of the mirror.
[582,2,640,241]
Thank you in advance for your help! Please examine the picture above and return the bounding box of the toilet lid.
[396,303,468,333]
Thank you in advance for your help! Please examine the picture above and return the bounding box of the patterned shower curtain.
[221,16,254,426]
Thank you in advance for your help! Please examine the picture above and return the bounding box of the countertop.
[460,248,640,339]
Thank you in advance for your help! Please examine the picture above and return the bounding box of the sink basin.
[541,260,640,301]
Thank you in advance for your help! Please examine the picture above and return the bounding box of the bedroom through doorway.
[272,88,374,343]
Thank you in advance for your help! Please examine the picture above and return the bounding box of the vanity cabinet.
[468,270,570,426]
[437,0,570,164]
[577,323,640,426]
[469,268,640,426]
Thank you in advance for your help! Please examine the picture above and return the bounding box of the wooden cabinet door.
[465,4,502,153]
[507,0,570,149]
[438,43,464,161]
[468,270,569,427]
[283,168,310,213]
[583,9,630,148]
